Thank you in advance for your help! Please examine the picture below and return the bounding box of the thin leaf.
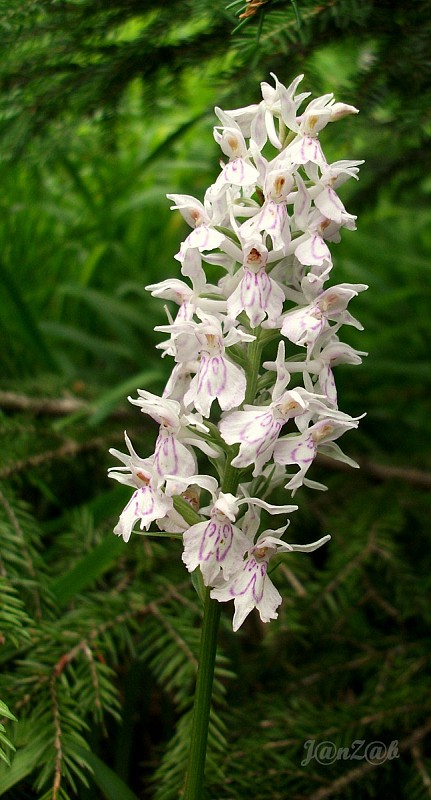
[72,746,140,800]
[49,536,126,606]
[0,258,60,373]
[0,740,43,795]
[88,369,163,425]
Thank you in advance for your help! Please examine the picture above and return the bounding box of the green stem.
[221,458,240,493]
[245,330,263,404]
[182,589,221,800]
[182,463,242,800]
[182,329,264,799]
[183,464,243,800]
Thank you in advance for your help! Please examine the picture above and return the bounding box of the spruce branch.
[49,673,63,800]
[0,699,17,767]
[0,431,127,480]
[0,390,88,415]
[316,454,431,490]
[148,602,199,673]
[0,390,133,418]
[412,745,431,799]
[0,487,42,619]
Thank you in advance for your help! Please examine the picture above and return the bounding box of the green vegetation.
[0,2,430,798]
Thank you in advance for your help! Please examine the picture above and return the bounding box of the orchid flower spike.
[109,73,365,630]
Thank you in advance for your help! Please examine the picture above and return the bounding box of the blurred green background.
[1,2,430,799]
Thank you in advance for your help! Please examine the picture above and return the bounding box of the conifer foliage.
[0,1,431,799]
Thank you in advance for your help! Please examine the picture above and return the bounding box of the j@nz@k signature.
[301,739,400,766]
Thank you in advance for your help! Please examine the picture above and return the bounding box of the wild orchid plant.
[109,74,366,797]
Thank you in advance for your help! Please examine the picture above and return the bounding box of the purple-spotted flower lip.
[113,484,174,542]
[226,261,285,329]
[279,281,367,357]
[240,198,290,252]
[182,510,251,586]
[210,530,330,630]
[218,368,331,478]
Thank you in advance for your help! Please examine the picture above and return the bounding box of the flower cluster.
[109,74,366,631]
